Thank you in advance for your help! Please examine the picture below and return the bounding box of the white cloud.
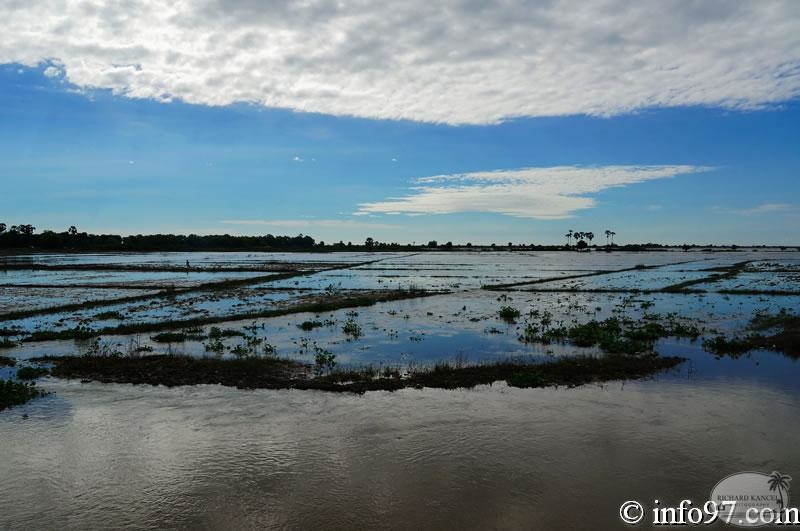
[356,165,709,219]
[1,1,798,124]
[42,65,61,78]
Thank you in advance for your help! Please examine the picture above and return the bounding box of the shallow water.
[2,249,800,529]
[2,370,799,530]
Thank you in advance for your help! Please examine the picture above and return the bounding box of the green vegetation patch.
[519,311,700,355]
[498,306,522,322]
[1,379,46,412]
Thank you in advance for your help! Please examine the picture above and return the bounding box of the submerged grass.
[22,288,438,343]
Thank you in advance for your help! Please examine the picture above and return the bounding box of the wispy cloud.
[731,203,793,216]
[1,1,799,124]
[356,165,709,219]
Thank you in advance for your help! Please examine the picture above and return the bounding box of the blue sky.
[1,1,799,245]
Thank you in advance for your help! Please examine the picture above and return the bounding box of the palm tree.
[565,230,573,246]
[768,471,792,509]
[605,230,611,245]
[586,232,594,245]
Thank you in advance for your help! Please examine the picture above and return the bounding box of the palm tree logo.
[768,471,792,509]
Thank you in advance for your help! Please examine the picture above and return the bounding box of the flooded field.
[2,249,800,529]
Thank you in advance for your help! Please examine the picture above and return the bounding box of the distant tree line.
[1,223,795,252]
[0,223,317,251]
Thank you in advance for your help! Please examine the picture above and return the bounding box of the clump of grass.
[298,320,323,331]
[16,366,50,380]
[0,356,16,367]
[1,379,46,411]
[151,330,206,343]
[498,306,522,322]
[342,319,363,339]
[94,311,125,320]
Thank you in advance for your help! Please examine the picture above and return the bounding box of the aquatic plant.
[498,306,521,322]
[520,314,700,355]
[208,327,245,339]
[313,346,337,375]
[342,319,363,339]
[1,379,45,412]
[204,338,225,354]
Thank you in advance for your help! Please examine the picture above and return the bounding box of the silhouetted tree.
[0,223,5,234]
[17,224,35,236]
[68,226,78,236]
[365,237,374,249]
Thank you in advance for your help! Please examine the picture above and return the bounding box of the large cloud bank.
[2,1,798,124]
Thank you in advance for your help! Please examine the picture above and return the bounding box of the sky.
[1,0,799,245]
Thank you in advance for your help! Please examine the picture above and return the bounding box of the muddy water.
[2,367,799,530]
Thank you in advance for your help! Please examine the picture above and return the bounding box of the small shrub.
[498,306,521,322]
